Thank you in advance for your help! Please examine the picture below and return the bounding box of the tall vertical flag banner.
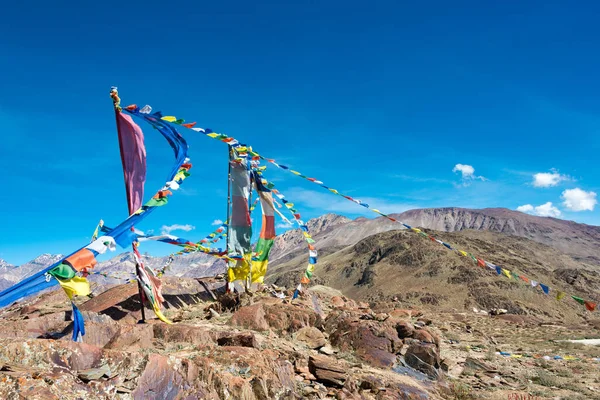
[227,150,253,282]
[115,112,147,214]
[251,171,276,283]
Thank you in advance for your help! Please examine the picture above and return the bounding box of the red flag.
[585,301,597,312]
[116,112,147,214]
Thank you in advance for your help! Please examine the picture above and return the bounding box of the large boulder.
[229,303,270,331]
[395,321,415,339]
[308,355,348,387]
[405,342,440,378]
[326,311,402,368]
[294,326,327,349]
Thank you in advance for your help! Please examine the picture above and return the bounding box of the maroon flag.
[116,112,147,214]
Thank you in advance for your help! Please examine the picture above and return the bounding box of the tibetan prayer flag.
[49,264,76,280]
[250,172,276,283]
[116,111,146,215]
[71,302,85,342]
[495,266,502,275]
[531,280,539,288]
[57,276,91,299]
[571,295,585,305]
[519,275,529,283]
[477,258,486,268]
[539,283,549,295]
[227,152,252,281]
[556,291,566,300]
[585,301,597,312]
[64,249,97,272]
[502,269,512,279]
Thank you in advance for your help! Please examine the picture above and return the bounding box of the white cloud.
[276,222,294,230]
[532,169,569,188]
[534,202,562,217]
[516,204,534,213]
[211,219,224,226]
[561,188,597,211]
[516,202,561,217]
[161,224,196,235]
[452,164,486,186]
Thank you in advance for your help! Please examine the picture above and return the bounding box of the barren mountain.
[268,228,600,322]
[395,208,600,265]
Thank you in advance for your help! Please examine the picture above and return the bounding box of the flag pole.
[110,86,147,323]
[225,145,233,293]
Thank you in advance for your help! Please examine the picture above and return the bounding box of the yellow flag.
[556,291,566,300]
[459,250,468,257]
[411,228,422,233]
[161,116,177,122]
[502,268,512,279]
[57,276,91,299]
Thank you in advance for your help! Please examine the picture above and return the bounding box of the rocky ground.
[0,277,598,399]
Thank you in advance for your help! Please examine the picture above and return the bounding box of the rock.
[413,328,440,348]
[77,364,115,382]
[216,331,260,348]
[19,305,39,316]
[375,313,389,322]
[229,303,270,331]
[405,342,440,377]
[153,324,213,346]
[328,313,401,368]
[104,324,154,351]
[359,375,384,391]
[330,296,345,308]
[389,309,422,319]
[79,282,139,313]
[263,303,323,333]
[132,354,198,399]
[295,327,327,349]
[308,355,348,387]
[319,344,335,355]
[395,321,415,339]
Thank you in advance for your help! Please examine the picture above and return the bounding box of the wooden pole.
[225,146,233,292]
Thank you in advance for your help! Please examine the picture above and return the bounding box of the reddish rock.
[263,303,322,333]
[19,305,39,316]
[294,326,327,349]
[327,312,401,368]
[105,324,154,350]
[153,323,213,346]
[309,355,348,387]
[405,342,440,377]
[80,283,139,313]
[389,309,413,319]
[216,331,260,348]
[358,301,370,309]
[229,303,270,331]
[413,329,436,345]
[132,353,201,399]
[331,296,345,308]
[395,321,415,339]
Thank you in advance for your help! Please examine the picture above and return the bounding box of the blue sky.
[1,1,599,265]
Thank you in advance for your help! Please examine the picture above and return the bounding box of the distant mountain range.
[2,207,598,294]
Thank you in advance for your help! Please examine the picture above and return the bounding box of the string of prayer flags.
[123,103,600,313]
